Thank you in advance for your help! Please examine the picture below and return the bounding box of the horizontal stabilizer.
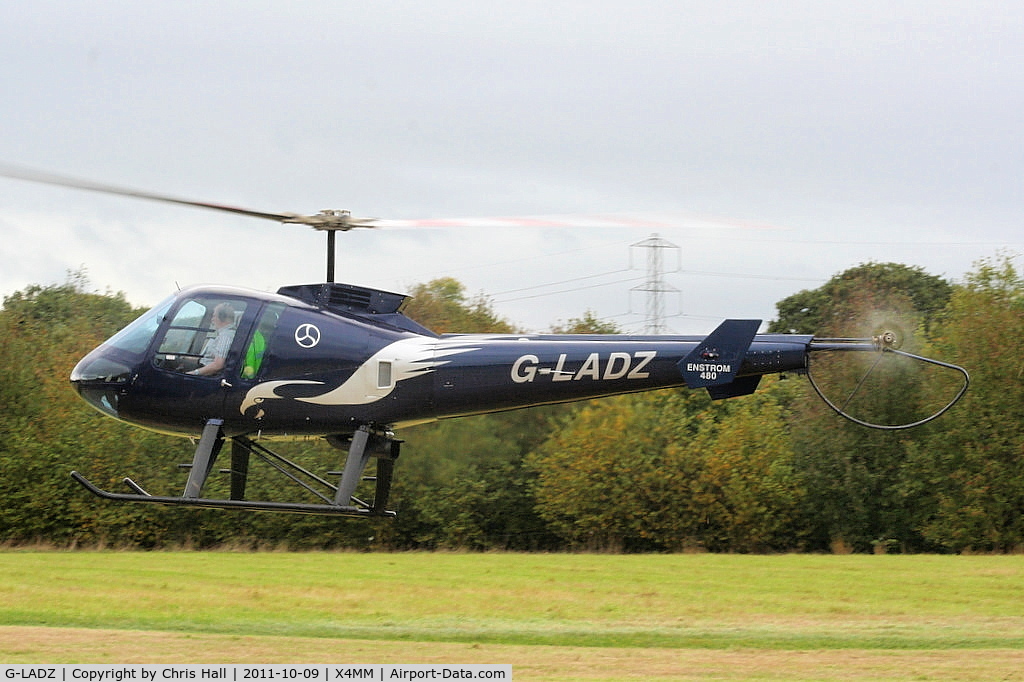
[679,319,760,389]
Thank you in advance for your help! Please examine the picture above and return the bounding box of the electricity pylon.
[630,233,681,334]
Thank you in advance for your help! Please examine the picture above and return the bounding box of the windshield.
[103,295,174,356]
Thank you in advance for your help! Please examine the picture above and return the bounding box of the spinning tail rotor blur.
[806,331,969,430]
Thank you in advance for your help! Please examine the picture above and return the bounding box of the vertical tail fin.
[678,319,760,392]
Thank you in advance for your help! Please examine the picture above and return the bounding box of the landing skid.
[71,420,398,517]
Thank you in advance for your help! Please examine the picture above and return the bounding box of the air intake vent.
[326,284,373,310]
[277,283,408,315]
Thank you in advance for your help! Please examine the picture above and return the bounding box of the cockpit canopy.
[70,288,281,419]
[69,282,434,430]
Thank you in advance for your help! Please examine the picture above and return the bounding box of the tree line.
[0,257,1021,553]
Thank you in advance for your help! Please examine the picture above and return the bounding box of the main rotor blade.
[0,163,375,231]
[0,163,786,233]
[370,212,783,231]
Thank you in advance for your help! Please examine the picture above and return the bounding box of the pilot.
[189,303,236,376]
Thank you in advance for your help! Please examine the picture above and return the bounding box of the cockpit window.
[102,296,174,356]
[241,302,284,380]
[153,298,247,375]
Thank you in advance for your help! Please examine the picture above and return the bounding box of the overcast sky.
[1,1,1021,334]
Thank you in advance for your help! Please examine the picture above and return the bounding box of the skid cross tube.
[70,422,399,516]
[183,419,225,498]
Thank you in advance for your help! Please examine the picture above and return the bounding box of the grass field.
[1,551,1022,680]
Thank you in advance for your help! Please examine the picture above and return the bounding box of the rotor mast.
[327,231,336,282]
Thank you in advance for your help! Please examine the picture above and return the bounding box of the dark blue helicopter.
[2,165,970,517]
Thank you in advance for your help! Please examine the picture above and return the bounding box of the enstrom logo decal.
[293,323,321,348]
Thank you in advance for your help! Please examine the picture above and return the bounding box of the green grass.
[1,551,1023,651]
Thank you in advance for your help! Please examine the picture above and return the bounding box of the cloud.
[1,1,1021,333]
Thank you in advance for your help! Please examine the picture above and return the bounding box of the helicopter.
[0,164,970,517]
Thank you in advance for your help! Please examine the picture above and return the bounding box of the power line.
[680,269,825,283]
[404,237,636,282]
[491,268,632,296]
[492,264,826,305]
[494,273,646,303]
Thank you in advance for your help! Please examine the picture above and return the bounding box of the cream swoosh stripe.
[296,337,482,406]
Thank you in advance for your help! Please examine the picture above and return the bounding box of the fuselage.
[70,283,812,439]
